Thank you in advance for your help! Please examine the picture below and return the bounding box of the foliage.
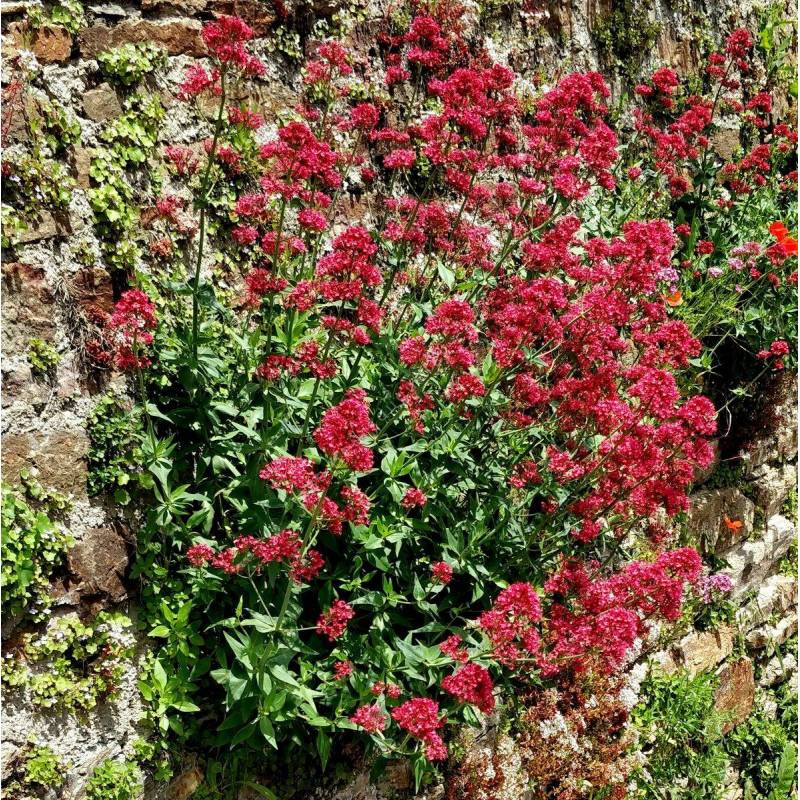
[88,93,165,271]
[98,43,167,87]
[41,4,795,795]
[632,670,729,799]
[84,9,776,790]
[3,742,68,800]
[86,393,144,501]
[1,77,79,247]
[85,759,143,800]
[27,337,60,376]
[2,612,136,712]
[26,0,85,34]
[1,482,72,621]
[726,687,799,799]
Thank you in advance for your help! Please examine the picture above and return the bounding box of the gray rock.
[723,515,797,598]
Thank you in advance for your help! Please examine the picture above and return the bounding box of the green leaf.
[316,730,332,771]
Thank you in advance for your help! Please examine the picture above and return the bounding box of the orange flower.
[769,221,789,241]
[664,290,683,307]
[724,515,743,532]
[781,236,798,256]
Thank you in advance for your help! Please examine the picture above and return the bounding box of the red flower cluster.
[316,599,355,641]
[478,583,542,667]
[184,531,325,584]
[313,388,376,471]
[351,703,387,732]
[87,289,158,371]
[441,663,495,713]
[391,698,447,760]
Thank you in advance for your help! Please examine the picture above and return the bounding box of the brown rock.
[712,129,742,161]
[70,267,115,313]
[715,658,755,733]
[141,0,208,9]
[67,526,129,602]
[671,626,735,677]
[8,22,73,63]
[656,32,699,76]
[13,211,66,244]
[167,767,204,800]
[210,1,276,34]
[1,89,42,145]
[73,146,93,189]
[82,82,122,122]
[37,430,90,496]
[1,262,56,349]
[79,19,206,59]
[1,430,90,497]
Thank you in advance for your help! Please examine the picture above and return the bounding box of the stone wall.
[0,1,796,798]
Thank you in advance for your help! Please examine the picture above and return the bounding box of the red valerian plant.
[109,3,794,789]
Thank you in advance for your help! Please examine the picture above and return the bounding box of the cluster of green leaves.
[632,670,729,799]
[3,742,68,800]
[85,759,143,800]
[1,92,80,249]
[26,0,85,34]
[88,93,165,271]
[98,43,167,87]
[2,612,135,712]
[26,337,60,377]
[86,393,144,501]
[1,482,72,621]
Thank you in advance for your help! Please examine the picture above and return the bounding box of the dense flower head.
[313,388,376,471]
[316,599,355,641]
[105,289,158,370]
[391,698,447,761]
[441,663,495,713]
[431,561,453,584]
[351,703,387,732]
[401,487,427,509]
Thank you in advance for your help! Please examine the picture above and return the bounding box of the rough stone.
[78,20,206,59]
[87,3,129,16]
[1,89,42,144]
[686,487,755,553]
[722,515,797,598]
[1,262,56,347]
[210,1,277,35]
[736,574,798,632]
[8,22,73,63]
[759,653,797,687]
[748,462,797,518]
[740,375,798,472]
[746,611,798,650]
[12,211,66,244]
[141,0,208,10]
[73,145,93,189]
[711,129,742,160]
[1,430,89,498]
[66,526,129,603]
[70,266,115,313]
[82,82,122,122]
[166,767,205,800]
[715,658,755,733]
[667,626,735,677]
